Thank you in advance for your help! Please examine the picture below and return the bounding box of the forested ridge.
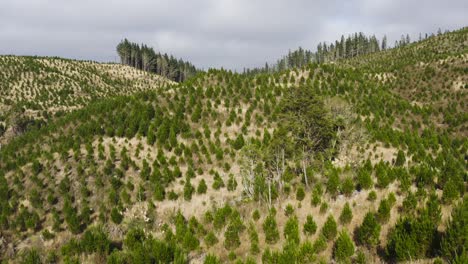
[244,28,454,75]
[0,28,466,264]
[116,39,199,82]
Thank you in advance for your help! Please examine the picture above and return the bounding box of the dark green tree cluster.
[386,199,442,261]
[116,39,198,82]
[440,197,468,263]
[262,241,317,264]
[244,32,391,75]
[57,226,187,263]
[356,212,381,248]
[316,32,382,63]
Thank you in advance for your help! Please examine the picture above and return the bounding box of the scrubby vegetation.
[0,27,466,263]
[0,56,173,145]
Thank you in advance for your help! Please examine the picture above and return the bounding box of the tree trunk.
[249,160,254,197]
[303,159,309,189]
[268,179,272,208]
[281,148,285,189]
[302,147,309,189]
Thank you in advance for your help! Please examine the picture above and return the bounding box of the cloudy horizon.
[1,0,466,70]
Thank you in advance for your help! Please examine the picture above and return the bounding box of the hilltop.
[0,28,466,263]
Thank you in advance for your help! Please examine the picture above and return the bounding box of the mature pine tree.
[116,39,198,82]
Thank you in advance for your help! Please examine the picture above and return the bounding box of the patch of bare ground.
[452,77,465,92]
[374,72,396,83]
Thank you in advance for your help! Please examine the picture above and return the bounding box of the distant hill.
[0,56,174,144]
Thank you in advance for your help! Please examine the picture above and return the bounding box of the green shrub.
[285,204,294,217]
[395,150,406,166]
[388,192,397,207]
[111,208,123,224]
[376,162,390,188]
[212,172,225,190]
[333,230,355,262]
[252,209,260,221]
[31,160,43,175]
[377,198,391,223]
[183,177,195,201]
[311,190,321,206]
[442,180,459,203]
[263,213,279,244]
[248,223,260,255]
[355,250,367,264]
[326,171,340,197]
[341,177,354,196]
[168,191,179,200]
[204,254,222,264]
[227,174,238,191]
[213,204,233,230]
[356,212,381,247]
[284,216,300,245]
[81,226,111,255]
[224,224,241,250]
[197,179,207,194]
[357,169,373,190]
[319,202,328,214]
[339,202,353,224]
[232,134,245,150]
[42,229,55,240]
[228,251,237,261]
[313,235,328,253]
[303,215,317,235]
[153,182,165,201]
[205,231,218,247]
[19,248,42,264]
[440,197,467,262]
[402,191,417,213]
[182,230,199,251]
[321,215,337,241]
[124,228,145,251]
[386,213,437,261]
[296,186,305,201]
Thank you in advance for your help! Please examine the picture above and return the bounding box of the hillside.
[0,29,467,263]
[345,29,467,137]
[0,56,174,145]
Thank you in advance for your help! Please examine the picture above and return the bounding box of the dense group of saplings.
[0,56,173,144]
[0,29,467,263]
[342,30,467,136]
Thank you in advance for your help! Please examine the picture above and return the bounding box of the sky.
[1,0,466,70]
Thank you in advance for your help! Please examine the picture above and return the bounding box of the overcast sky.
[1,0,466,70]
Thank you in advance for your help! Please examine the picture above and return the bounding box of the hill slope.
[0,56,174,144]
[0,29,466,263]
